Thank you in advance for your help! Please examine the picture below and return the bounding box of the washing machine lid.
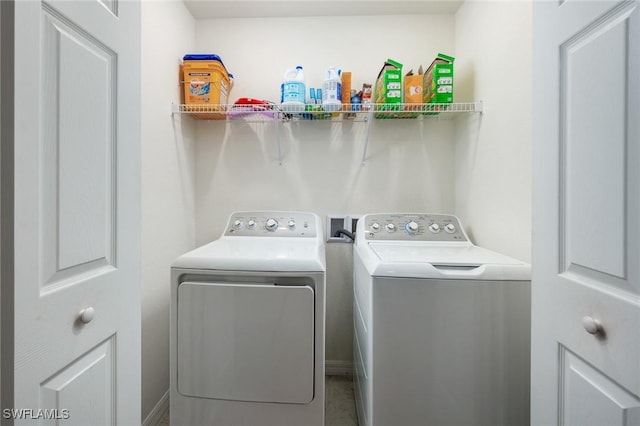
[368,243,521,265]
[366,242,530,280]
[172,237,326,272]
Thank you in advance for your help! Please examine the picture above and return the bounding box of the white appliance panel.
[223,211,318,237]
[368,276,531,426]
[362,213,468,242]
[177,281,315,404]
[353,213,532,426]
[353,326,369,426]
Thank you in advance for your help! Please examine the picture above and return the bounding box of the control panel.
[363,213,467,241]
[224,212,317,237]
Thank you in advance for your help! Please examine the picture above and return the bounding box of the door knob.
[78,307,95,324]
[581,316,602,335]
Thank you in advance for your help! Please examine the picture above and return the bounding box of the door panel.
[41,5,116,290]
[560,2,634,287]
[532,1,640,425]
[40,337,115,426]
[96,0,117,17]
[14,0,140,424]
[560,347,640,426]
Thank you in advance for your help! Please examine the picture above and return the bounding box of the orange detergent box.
[404,66,424,104]
[182,54,233,119]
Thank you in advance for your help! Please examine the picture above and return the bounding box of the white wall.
[141,0,196,421]
[454,1,532,262]
[194,15,457,364]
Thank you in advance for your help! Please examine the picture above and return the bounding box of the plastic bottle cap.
[296,65,303,70]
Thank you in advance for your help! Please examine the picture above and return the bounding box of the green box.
[423,53,454,104]
[374,58,403,118]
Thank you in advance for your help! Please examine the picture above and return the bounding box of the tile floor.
[159,375,358,426]
[325,375,358,426]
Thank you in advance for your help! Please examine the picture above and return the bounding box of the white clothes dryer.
[353,213,531,426]
[170,211,325,426]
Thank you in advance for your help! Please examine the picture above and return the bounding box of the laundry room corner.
[140,1,197,423]
[453,1,533,262]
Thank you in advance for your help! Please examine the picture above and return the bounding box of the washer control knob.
[371,222,381,232]
[386,223,396,232]
[444,223,456,233]
[288,220,296,229]
[265,218,279,231]
[429,223,441,233]
[405,221,419,234]
[233,219,243,229]
[247,220,256,229]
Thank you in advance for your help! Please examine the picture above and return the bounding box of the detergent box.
[423,53,454,105]
[374,58,403,118]
[399,66,424,118]
[404,66,424,104]
[182,54,232,119]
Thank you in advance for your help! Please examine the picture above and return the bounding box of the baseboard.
[142,389,169,426]
[325,360,353,376]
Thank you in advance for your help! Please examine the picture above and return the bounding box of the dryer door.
[177,281,315,404]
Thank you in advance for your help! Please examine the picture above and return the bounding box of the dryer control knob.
[444,223,456,233]
[429,223,441,233]
[288,220,296,229]
[371,222,381,231]
[247,220,256,229]
[233,219,243,229]
[265,218,279,231]
[386,223,396,232]
[405,221,419,234]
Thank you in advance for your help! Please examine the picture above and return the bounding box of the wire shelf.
[171,101,483,165]
[171,102,482,121]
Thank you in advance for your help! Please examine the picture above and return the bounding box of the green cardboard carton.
[423,53,454,106]
[374,58,403,118]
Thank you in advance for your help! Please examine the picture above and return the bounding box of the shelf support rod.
[275,110,282,165]
[361,108,375,165]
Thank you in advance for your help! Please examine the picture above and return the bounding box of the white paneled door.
[13,0,140,425]
[532,1,640,425]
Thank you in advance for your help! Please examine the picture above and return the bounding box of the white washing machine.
[170,211,325,426]
[353,213,531,426]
